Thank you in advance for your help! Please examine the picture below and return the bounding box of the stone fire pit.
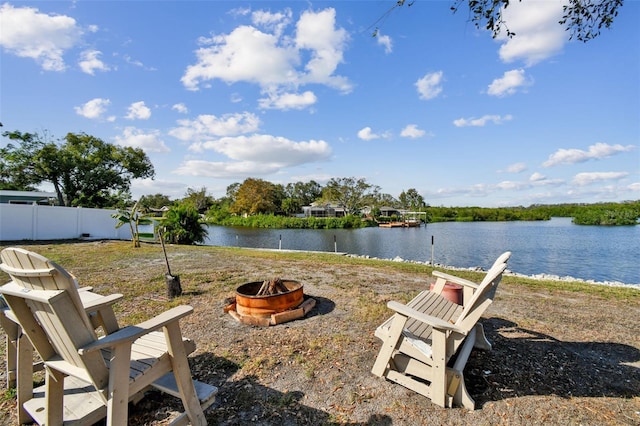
[224,278,316,326]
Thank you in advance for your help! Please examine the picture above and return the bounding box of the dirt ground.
[0,241,638,425]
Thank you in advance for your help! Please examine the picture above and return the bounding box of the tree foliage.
[161,202,208,245]
[284,180,323,207]
[139,193,174,210]
[182,187,215,213]
[1,130,154,207]
[321,177,380,215]
[378,0,623,42]
[398,188,425,210]
[230,178,280,215]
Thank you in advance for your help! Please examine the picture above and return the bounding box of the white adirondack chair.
[0,288,124,424]
[371,252,511,410]
[0,247,217,425]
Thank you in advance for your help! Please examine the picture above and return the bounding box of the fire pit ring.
[225,279,315,326]
[235,280,304,318]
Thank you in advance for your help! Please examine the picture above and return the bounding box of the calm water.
[203,218,640,285]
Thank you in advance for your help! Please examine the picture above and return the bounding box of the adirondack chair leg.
[472,323,492,351]
[371,315,407,377]
[449,370,474,410]
[16,333,34,424]
[107,344,133,426]
[447,326,478,410]
[430,329,448,408]
[45,368,64,426]
[4,333,17,389]
[164,322,207,426]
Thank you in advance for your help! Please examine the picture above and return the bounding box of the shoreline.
[234,246,640,289]
[343,252,640,290]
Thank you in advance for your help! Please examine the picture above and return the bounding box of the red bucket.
[430,282,463,305]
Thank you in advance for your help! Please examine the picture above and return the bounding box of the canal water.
[203,218,640,286]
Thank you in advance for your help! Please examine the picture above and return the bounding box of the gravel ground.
[0,241,638,425]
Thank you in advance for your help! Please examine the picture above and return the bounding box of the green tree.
[375,193,399,208]
[321,177,380,215]
[230,178,280,215]
[281,197,302,216]
[0,130,58,191]
[285,180,323,207]
[182,187,214,213]
[139,193,173,211]
[398,188,425,211]
[1,130,154,207]
[225,182,241,202]
[161,202,208,245]
[380,0,623,42]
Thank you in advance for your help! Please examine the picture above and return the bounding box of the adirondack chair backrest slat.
[454,256,509,329]
[0,248,109,390]
[0,248,92,331]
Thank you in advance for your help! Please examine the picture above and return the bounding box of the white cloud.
[0,3,84,71]
[125,101,151,120]
[529,173,564,186]
[200,134,331,164]
[113,127,169,153]
[295,8,350,90]
[415,71,444,100]
[400,124,425,139]
[182,25,296,90]
[174,160,279,178]
[376,33,392,54]
[529,172,546,182]
[78,49,109,75]
[453,114,513,127]
[496,180,530,191]
[172,103,188,114]
[487,69,532,97]
[357,127,380,141]
[572,172,629,186]
[505,162,527,173]
[496,0,567,66]
[258,90,317,110]
[74,98,113,120]
[169,112,261,145]
[542,143,636,167]
[181,7,351,106]
[131,177,187,200]
[173,134,332,179]
[251,8,292,37]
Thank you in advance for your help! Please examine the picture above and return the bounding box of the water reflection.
[203,218,639,285]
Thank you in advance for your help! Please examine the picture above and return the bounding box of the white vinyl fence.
[0,204,132,241]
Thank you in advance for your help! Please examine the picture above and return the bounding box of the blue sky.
[1,0,638,207]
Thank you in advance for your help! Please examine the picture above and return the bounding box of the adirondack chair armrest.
[387,301,464,333]
[81,293,123,312]
[432,271,479,289]
[78,305,194,354]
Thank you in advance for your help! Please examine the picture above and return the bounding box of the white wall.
[0,204,132,241]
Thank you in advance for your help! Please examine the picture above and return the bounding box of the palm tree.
[112,201,152,247]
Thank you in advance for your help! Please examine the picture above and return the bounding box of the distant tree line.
[3,130,637,235]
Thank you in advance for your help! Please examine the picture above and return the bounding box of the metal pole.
[279,234,282,250]
[334,235,337,253]
[431,235,434,266]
